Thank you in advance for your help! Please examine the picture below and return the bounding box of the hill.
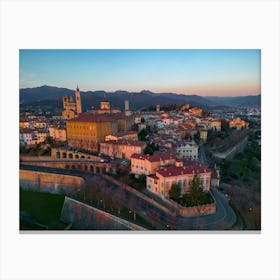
[205,95,261,108]
[20,85,261,111]
[20,86,216,111]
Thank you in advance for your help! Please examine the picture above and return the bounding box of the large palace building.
[66,112,133,152]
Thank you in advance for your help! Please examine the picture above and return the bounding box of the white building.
[19,128,33,146]
[175,141,198,159]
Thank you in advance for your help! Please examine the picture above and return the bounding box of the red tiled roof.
[156,163,211,177]
[20,128,33,134]
[67,112,130,123]
[131,153,176,162]
[101,139,146,147]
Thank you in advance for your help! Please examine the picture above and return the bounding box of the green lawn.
[20,189,67,230]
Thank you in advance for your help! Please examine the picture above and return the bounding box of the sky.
[19,49,261,96]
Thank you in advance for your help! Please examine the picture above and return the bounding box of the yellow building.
[189,107,203,116]
[229,118,247,130]
[200,130,208,143]
[66,112,132,152]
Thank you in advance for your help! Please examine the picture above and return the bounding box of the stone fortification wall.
[178,203,216,217]
[164,193,216,217]
[20,169,84,193]
[212,136,248,160]
[60,197,146,230]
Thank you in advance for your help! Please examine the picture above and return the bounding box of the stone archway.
[56,151,61,159]
[75,154,79,159]
[62,152,67,158]
[69,153,73,159]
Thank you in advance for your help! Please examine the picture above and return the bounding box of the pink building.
[100,139,146,159]
[131,153,176,176]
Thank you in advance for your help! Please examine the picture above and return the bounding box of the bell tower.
[75,85,82,114]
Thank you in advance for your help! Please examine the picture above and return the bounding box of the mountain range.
[20,85,261,111]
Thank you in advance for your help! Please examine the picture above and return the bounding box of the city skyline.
[19,49,261,97]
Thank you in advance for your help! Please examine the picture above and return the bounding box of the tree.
[169,183,181,199]
[194,130,200,143]
[144,145,154,155]
[138,129,148,141]
[221,119,230,132]
[188,174,204,206]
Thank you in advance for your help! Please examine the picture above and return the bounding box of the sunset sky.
[19,49,261,96]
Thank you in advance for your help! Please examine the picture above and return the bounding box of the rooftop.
[156,163,211,177]
[101,139,146,147]
[67,112,129,123]
[131,153,176,162]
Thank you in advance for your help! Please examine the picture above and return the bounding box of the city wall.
[212,136,248,160]
[164,195,216,217]
[20,169,84,193]
[60,197,146,230]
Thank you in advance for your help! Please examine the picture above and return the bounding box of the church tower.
[75,85,82,114]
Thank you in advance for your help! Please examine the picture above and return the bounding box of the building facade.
[62,86,83,120]
[131,153,176,176]
[175,141,198,159]
[100,139,146,159]
[66,113,133,152]
[146,162,211,198]
[49,126,67,142]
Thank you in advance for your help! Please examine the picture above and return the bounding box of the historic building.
[66,112,133,152]
[189,107,203,116]
[174,140,198,159]
[62,86,82,120]
[146,161,211,199]
[19,128,33,146]
[97,98,121,114]
[131,153,176,177]
[100,139,146,159]
[105,131,138,141]
[49,125,67,142]
[229,118,247,130]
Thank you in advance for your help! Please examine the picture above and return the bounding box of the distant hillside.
[20,86,217,111]
[205,95,261,107]
[19,85,261,111]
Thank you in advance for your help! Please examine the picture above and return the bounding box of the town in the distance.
[20,86,261,230]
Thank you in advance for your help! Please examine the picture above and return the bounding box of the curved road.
[174,188,236,230]
[20,165,236,230]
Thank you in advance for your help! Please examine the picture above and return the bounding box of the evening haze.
[19,49,260,96]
